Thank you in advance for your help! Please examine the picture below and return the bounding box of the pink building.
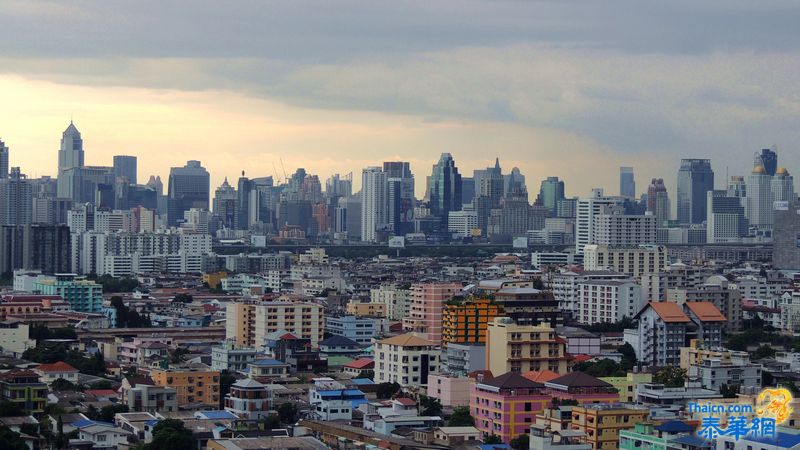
[427,374,472,407]
[470,372,551,443]
[543,371,619,404]
[402,282,461,345]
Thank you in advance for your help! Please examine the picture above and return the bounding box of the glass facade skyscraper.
[677,158,714,224]
[428,153,462,224]
[167,160,210,226]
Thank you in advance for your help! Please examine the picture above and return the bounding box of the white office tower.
[182,208,209,234]
[746,164,774,229]
[772,167,795,203]
[360,167,388,242]
[575,188,625,254]
[57,122,85,198]
[706,190,748,244]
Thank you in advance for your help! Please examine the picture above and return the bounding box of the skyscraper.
[575,188,625,254]
[504,167,526,197]
[428,153,462,224]
[772,167,795,203]
[646,178,670,225]
[773,198,800,270]
[746,164,773,229]
[677,159,714,224]
[213,177,237,229]
[57,121,85,198]
[113,155,137,184]
[360,166,387,242]
[326,173,353,198]
[0,138,8,179]
[538,176,565,216]
[475,158,504,235]
[754,148,778,176]
[706,190,748,244]
[237,171,252,230]
[620,167,635,198]
[167,160,210,227]
[383,161,414,235]
[0,167,33,226]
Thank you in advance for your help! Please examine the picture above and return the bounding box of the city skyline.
[2,2,800,198]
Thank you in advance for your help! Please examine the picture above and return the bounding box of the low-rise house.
[120,374,178,413]
[77,423,133,449]
[0,370,48,414]
[34,361,80,385]
[362,397,442,436]
[308,378,367,421]
[432,426,482,446]
[530,424,592,450]
[224,378,271,420]
[246,359,290,380]
[599,372,652,403]
[635,381,722,405]
[342,358,374,377]
[318,335,362,357]
[544,372,620,404]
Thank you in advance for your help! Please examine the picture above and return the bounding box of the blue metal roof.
[669,435,713,448]
[746,432,800,449]
[251,358,286,366]
[476,445,512,450]
[656,421,694,433]
[317,389,366,398]
[197,410,238,420]
[350,378,375,385]
[71,419,115,429]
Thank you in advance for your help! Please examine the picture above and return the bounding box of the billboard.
[388,236,405,248]
[775,201,789,211]
[512,237,529,249]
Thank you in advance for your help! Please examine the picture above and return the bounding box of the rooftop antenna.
[280,158,288,183]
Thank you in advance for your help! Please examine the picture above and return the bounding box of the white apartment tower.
[360,166,388,242]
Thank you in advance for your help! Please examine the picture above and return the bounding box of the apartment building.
[582,245,668,278]
[226,301,325,349]
[570,403,649,450]
[577,279,642,324]
[374,333,439,388]
[150,368,221,407]
[370,284,411,320]
[402,282,462,345]
[485,317,569,376]
[442,297,502,346]
[470,372,551,443]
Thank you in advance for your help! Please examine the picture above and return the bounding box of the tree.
[98,404,129,423]
[51,378,80,391]
[511,433,530,450]
[720,384,739,398]
[0,425,28,450]
[146,419,194,450]
[653,366,687,388]
[618,343,637,371]
[262,415,282,430]
[277,402,299,425]
[418,395,442,416]
[0,400,24,417]
[19,422,39,437]
[376,382,402,399]
[573,359,626,377]
[219,371,237,409]
[448,406,475,426]
[484,434,502,444]
[360,370,375,380]
[753,345,776,360]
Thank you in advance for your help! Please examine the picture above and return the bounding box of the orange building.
[150,368,221,407]
[571,403,649,450]
[442,297,502,345]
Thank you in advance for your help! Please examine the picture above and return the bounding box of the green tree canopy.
[448,406,475,426]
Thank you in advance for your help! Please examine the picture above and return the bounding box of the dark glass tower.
[677,158,714,224]
[428,153,462,224]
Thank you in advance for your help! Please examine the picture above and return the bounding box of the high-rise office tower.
[504,167,526,197]
[646,178,670,225]
[475,158,504,234]
[237,172,252,230]
[773,198,800,270]
[754,148,778,176]
[326,173,353,198]
[620,167,636,198]
[0,138,8,179]
[213,177,237,229]
[575,188,625,254]
[706,190,748,244]
[772,167,795,203]
[360,167,387,242]
[112,155,137,184]
[461,177,475,205]
[677,159,714,224]
[538,176,566,216]
[428,153,462,224]
[57,121,85,198]
[0,167,33,226]
[0,224,71,275]
[383,161,414,235]
[727,176,747,200]
[746,164,774,229]
[167,160,210,227]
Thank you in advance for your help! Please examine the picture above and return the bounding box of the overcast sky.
[1,0,799,198]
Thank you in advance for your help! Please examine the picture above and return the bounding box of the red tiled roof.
[522,370,561,383]
[644,302,690,323]
[36,361,79,373]
[684,302,726,322]
[344,358,375,370]
[571,354,593,363]
[395,397,416,406]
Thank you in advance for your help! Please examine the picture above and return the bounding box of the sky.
[1,0,800,200]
